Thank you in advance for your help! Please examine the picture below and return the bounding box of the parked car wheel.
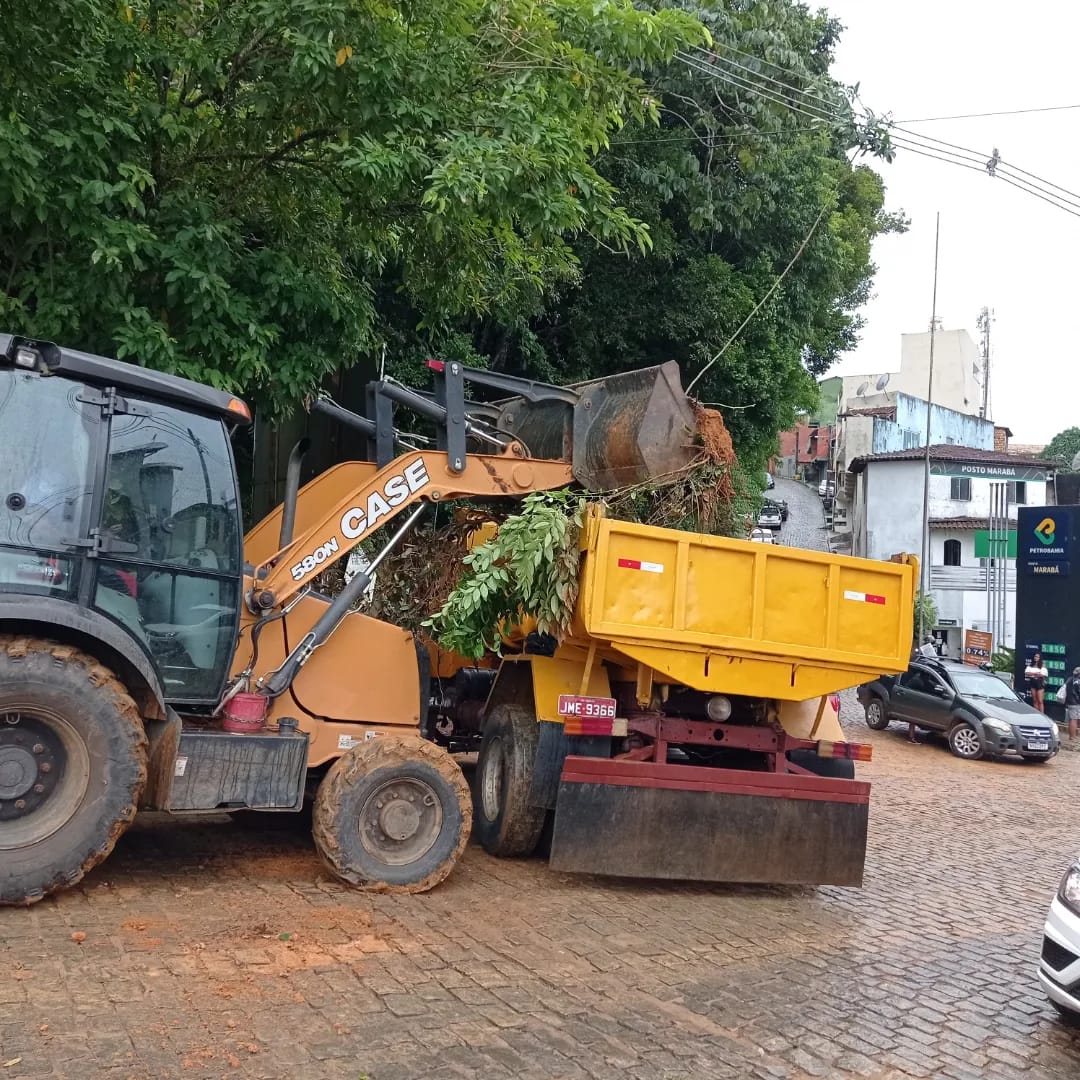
[948,721,984,760]
[864,699,890,731]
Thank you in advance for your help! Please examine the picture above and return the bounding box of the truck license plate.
[558,695,617,719]
[1027,740,1049,751]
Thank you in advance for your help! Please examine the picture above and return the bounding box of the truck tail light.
[816,739,872,762]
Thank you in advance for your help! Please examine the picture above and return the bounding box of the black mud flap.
[548,757,869,887]
[168,727,309,812]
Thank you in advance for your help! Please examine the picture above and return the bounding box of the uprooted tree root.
[602,404,740,536]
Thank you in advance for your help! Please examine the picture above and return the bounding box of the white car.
[749,528,775,544]
[1039,855,1080,1022]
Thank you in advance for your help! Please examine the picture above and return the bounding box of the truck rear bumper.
[548,756,870,887]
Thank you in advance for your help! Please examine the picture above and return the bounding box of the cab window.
[0,370,98,597]
[94,401,241,702]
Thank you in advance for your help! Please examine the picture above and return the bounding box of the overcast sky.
[821,0,1080,444]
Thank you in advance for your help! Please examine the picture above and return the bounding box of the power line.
[888,130,1080,209]
[890,124,992,163]
[994,157,1080,201]
[675,52,834,125]
[887,137,989,175]
[890,125,1080,207]
[886,136,1080,215]
[610,129,789,147]
[677,52,843,131]
[676,51,1080,218]
[688,45,846,117]
[685,202,830,395]
[897,103,1080,123]
[994,172,1080,218]
[888,131,990,169]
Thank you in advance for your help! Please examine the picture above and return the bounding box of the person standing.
[1025,652,1049,713]
[1065,666,1080,742]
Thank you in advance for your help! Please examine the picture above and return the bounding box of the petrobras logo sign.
[1019,509,1070,576]
[290,458,431,581]
[1034,517,1057,547]
[1027,515,1067,560]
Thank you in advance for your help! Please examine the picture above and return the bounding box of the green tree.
[472,1,904,467]
[1043,427,1080,470]
[0,0,705,413]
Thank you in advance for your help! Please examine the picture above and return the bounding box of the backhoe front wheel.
[474,704,546,857]
[312,736,470,893]
[0,637,147,905]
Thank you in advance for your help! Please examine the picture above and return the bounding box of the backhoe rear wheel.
[312,736,470,893]
[0,636,147,905]
[474,704,546,857]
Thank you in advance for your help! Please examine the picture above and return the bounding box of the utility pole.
[977,306,993,419]
[919,213,941,646]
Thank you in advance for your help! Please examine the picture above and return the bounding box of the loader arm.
[249,445,573,610]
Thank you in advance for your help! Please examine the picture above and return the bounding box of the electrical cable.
[677,51,1080,217]
[685,202,830,395]
[675,52,837,126]
[897,104,1080,123]
[686,45,846,117]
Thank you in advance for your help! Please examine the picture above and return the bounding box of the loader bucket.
[495,362,697,491]
[547,758,870,886]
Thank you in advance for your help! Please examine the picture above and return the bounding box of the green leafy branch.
[424,491,585,660]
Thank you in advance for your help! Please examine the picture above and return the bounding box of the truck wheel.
[786,748,855,780]
[312,736,470,893]
[474,704,547,857]
[864,699,890,730]
[948,721,984,760]
[0,636,147,905]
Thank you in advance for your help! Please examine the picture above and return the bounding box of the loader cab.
[0,335,249,705]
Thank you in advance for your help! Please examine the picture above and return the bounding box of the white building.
[848,445,1052,658]
[820,327,987,423]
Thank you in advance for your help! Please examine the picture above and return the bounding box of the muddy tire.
[312,736,470,893]
[474,704,546,857]
[0,636,147,905]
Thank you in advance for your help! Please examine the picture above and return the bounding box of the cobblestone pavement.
[2,483,1079,1079]
[771,477,830,553]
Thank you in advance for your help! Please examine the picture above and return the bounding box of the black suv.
[858,658,1059,762]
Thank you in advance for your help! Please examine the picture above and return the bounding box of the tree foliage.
[0,0,704,413]
[2,0,902,476]
[1043,427,1080,471]
[425,491,584,659]
[471,0,905,466]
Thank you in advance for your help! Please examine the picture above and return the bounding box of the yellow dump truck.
[456,509,917,887]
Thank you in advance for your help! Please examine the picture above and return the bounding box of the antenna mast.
[919,213,941,646]
[976,306,993,419]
